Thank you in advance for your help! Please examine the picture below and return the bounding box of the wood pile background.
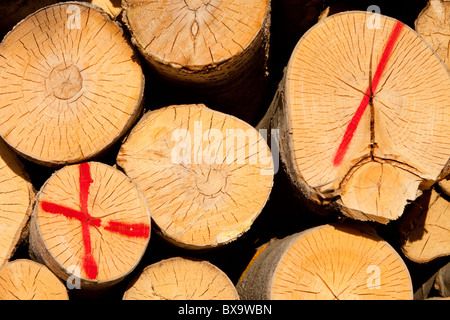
[0,0,449,300]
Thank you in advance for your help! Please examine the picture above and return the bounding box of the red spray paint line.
[333,21,404,166]
[40,162,150,280]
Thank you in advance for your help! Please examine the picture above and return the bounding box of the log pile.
[0,0,448,301]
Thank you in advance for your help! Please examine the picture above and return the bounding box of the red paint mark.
[40,163,150,280]
[333,21,404,166]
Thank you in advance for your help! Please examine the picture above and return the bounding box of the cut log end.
[237,223,413,300]
[0,2,144,166]
[401,189,450,263]
[0,139,35,267]
[415,0,450,69]
[260,11,450,224]
[122,0,270,80]
[117,104,274,249]
[29,161,151,289]
[123,257,239,300]
[0,259,68,300]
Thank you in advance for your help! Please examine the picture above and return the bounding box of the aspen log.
[236,223,413,300]
[29,161,151,289]
[400,188,450,263]
[121,0,271,124]
[0,259,69,300]
[415,0,450,69]
[117,104,274,249]
[0,139,35,267]
[257,11,450,224]
[0,2,144,166]
[123,257,239,300]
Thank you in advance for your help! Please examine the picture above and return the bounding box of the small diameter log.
[29,161,151,289]
[438,177,450,196]
[415,0,450,69]
[89,0,122,19]
[123,257,239,300]
[237,223,413,300]
[117,104,274,249]
[0,139,35,267]
[0,2,144,166]
[0,259,69,300]
[121,0,271,123]
[258,11,450,224]
[400,189,450,263]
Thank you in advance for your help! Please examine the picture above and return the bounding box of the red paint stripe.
[333,21,404,166]
[104,220,150,238]
[41,201,86,222]
[81,223,98,280]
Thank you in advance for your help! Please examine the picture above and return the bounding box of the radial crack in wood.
[123,257,239,300]
[29,161,151,289]
[117,104,274,249]
[0,259,69,300]
[0,139,35,267]
[0,2,144,166]
[258,11,450,224]
[237,223,413,300]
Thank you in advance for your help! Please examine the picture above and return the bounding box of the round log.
[29,161,151,289]
[257,11,450,224]
[0,2,144,166]
[0,139,34,267]
[0,259,68,300]
[123,257,239,300]
[400,189,450,263]
[237,223,413,300]
[415,0,450,69]
[121,0,271,124]
[117,104,274,249]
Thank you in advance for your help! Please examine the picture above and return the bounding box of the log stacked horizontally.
[0,0,447,301]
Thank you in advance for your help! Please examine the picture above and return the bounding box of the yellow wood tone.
[402,189,450,263]
[122,0,269,70]
[284,12,450,222]
[0,2,144,166]
[31,162,150,285]
[123,257,239,300]
[88,0,122,18]
[271,224,413,300]
[439,178,450,196]
[416,0,450,69]
[0,139,34,267]
[0,259,68,300]
[117,104,273,249]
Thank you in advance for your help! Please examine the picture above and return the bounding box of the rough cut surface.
[117,104,274,249]
[0,2,144,166]
[0,259,68,300]
[237,223,413,300]
[123,257,239,300]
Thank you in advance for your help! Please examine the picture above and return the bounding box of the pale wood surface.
[117,104,273,249]
[0,259,68,300]
[123,257,239,300]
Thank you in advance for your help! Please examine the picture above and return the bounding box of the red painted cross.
[333,21,404,166]
[40,162,150,280]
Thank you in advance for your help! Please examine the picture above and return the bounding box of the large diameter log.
[0,2,144,166]
[237,223,413,300]
[258,11,450,224]
[123,257,239,300]
[400,189,450,263]
[29,161,151,289]
[0,139,35,267]
[415,0,450,69]
[121,0,271,124]
[0,259,69,300]
[117,104,274,249]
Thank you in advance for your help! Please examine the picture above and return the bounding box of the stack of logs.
[0,0,448,300]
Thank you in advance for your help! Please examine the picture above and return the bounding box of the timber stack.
[0,0,447,301]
